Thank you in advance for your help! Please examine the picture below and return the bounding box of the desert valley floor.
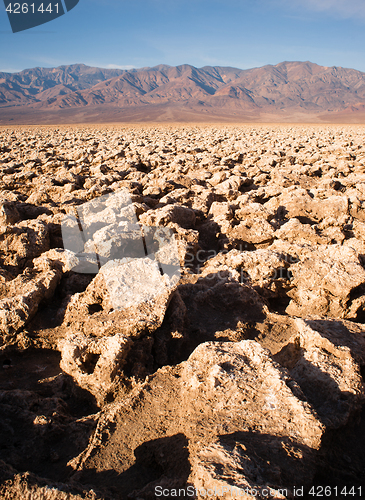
[0,124,365,499]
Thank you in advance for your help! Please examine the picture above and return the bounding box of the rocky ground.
[0,124,365,499]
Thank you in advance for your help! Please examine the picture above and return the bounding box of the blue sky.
[1,0,365,73]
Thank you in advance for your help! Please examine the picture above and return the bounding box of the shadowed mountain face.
[1,61,365,123]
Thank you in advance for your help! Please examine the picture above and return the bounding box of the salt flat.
[0,125,365,499]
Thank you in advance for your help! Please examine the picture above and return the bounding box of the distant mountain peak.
[1,61,365,124]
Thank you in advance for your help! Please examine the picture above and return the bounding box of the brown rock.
[274,218,327,245]
[181,341,323,447]
[0,220,50,269]
[286,245,365,319]
[201,249,292,299]
[229,217,274,246]
[0,202,20,226]
[0,266,61,345]
[59,332,132,405]
[1,125,365,498]
[70,340,324,497]
[139,204,196,229]
[214,175,243,200]
[274,318,365,428]
[62,256,178,339]
[265,187,348,222]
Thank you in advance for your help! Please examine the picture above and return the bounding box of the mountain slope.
[1,61,365,123]
[0,64,125,106]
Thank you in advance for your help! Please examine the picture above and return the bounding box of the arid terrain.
[0,124,365,499]
[2,62,365,124]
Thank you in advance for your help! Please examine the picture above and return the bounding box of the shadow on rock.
[78,433,191,500]
[273,319,365,429]
[0,350,98,485]
[153,272,268,367]
[191,430,319,496]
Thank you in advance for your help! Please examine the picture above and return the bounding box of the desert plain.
[0,124,365,499]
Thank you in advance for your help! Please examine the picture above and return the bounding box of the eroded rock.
[1,125,365,499]
[62,256,178,339]
[286,245,365,319]
[59,332,132,405]
[0,266,61,345]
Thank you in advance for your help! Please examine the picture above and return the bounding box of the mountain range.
[1,61,365,124]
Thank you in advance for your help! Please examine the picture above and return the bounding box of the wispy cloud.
[103,64,136,70]
[282,0,365,19]
[0,67,23,73]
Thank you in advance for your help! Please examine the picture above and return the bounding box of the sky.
[1,0,365,73]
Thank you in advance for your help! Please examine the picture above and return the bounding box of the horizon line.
[0,60,359,75]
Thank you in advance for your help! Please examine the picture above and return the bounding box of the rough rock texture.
[180,341,323,448]
[61,256,177,340]
[286,245,365,319]
[273,318,365,428]
[66,335,363,498]
[0,265,61,346]
[1,125,365,499]
[59,332,132,405]
[0,461,100,500]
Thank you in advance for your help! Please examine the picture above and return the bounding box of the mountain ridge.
[1,61,365,123]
